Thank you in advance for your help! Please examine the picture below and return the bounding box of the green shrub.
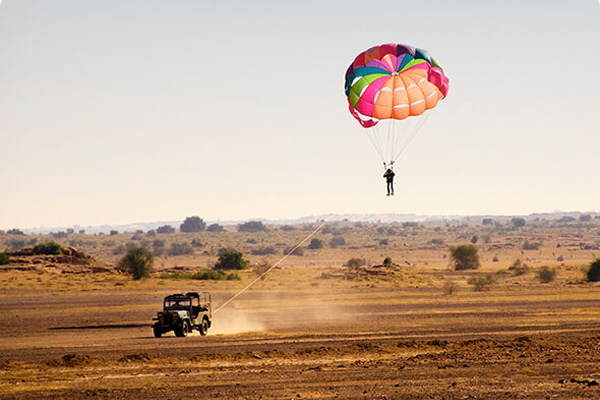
[180,216,206,233]
[449,244,480,271]
[508,259,529,276]
[118,247,154,280]
[467,274,494,291]
[308,238,323,250]
[0,253,10,265]
[284,246,304,256]
[214,250,249,270]
[32,241,63,255]
[346,257,366,269]
[330,236,346,248]
[587,258,600,282]
[538,266,557,283]
[383,257,393,266]
[523,241,542,250]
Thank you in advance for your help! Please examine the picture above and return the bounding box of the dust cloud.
[210,310,266,335]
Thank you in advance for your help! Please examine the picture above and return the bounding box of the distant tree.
[346,257,366,269]
[180,216,206,233]
[429,238,444,245]
[449,244,480,271]
[168,242,194,256]
[6,228,25,235]
[511,218,526,229]
[523,240,542,250]
[308,238,323,250]
[237,220,267,232]
[538,266,557,283]
[587,258,600,282]
[206,223,224,232]
[330,236,346,248]
[32,241,63,255]
[118,247,154,280]
[284,246,304,256]
[279,225,296,231]
[579,214,592,222]
[251,246,276,255]
[383,257,393,266]
[482,218,493,225]
[470,235,479,244]
[379,238,389,245]
[214,250,249,270]
[110,230,119,236]
[156,225,175,234]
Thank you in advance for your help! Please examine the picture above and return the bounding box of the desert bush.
[442,280,457,295]
[118,247,154,280]
[191,239,203,247]
[0,253,10,265]
[280,225,296,231]
[511,217,526,229]
[467,274,494,291]
[308,238,323,250]
[429,238,444,245]
[180,216,206,233]
[383,257,393,266]
[449,244,480,271]
[156,225,175,234]
[346,257,366,269]
[523,240,542,250]
[586,258,600,282]
[168,243,194,256]
[214,250,249,270]
[191,270,239,281]
[482,218,493,225]
[251,246,276,255]
[6,239,27,250]
[379,238,389,246]
[206,223,224,232]
[508,259,529,276]
[538,266,557,283]
[329,236,346,248]
[6,228,25,235]
[284,246,304,256]
[237,220,267,232]
[32,241,63,255]
[110,230,119,236]
[470,235,478,244]
[579,214,592,222]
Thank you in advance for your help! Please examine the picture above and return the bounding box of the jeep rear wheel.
[199,319,209,336]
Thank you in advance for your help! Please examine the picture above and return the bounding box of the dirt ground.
[1,265,599,400]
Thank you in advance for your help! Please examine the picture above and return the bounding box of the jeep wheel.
[153,325,162,338]
[175,321,189,337]
[199,319,209,336]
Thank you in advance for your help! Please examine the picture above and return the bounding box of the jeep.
[152,292,212,337]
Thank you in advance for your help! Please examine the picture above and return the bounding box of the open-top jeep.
[152,292,212,337]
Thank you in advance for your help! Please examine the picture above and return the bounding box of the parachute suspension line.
[391,112,431,164]
[213,221,327,315]
[366,128,386,164]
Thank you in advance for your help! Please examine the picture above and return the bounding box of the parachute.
[344,43,449,168]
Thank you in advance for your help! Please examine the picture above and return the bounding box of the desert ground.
[1,216,600,399]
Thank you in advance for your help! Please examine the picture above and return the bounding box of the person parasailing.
[383,165,395,196]
[344,43,449,195]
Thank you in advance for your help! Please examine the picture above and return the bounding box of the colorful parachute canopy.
[345,44,449,128]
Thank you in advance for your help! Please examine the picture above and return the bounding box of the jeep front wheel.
[175,321,189,337]
[153,325,162,338]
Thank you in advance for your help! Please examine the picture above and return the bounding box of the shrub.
[449,245,480,271]
[308,238,323,250]
[6,228,25,235]
[32,241,63,255]
[251,246,276,255]
[0,253,10,265]
[383,257,393,266]
[523,241,542,250]
[180,216,206,233]
[214,250,249,270]
[468,274,494,291]
[206,223,224,232]
[110,230,119,236]
[442,280,457,295]
[511,217,526,228]
[118,247,154,280]
[168,243,194,256]
[470,235,478,244]
[579,214,592,222]
[330,236,346,248]
[156,225,175,234]
[586,258,600,282]
[280,225,296,231]
[379,238,389,246]
[284,246,304,256]
[538,266,557,283]
[429,238,444,245]
[508,259,529,276]
[346,257,366,269]
[237,220,267,232]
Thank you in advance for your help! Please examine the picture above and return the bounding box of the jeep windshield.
[165,298,191,309]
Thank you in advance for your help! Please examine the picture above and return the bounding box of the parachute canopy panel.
[345,43,450,128]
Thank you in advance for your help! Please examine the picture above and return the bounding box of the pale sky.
[1,0,599,230]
